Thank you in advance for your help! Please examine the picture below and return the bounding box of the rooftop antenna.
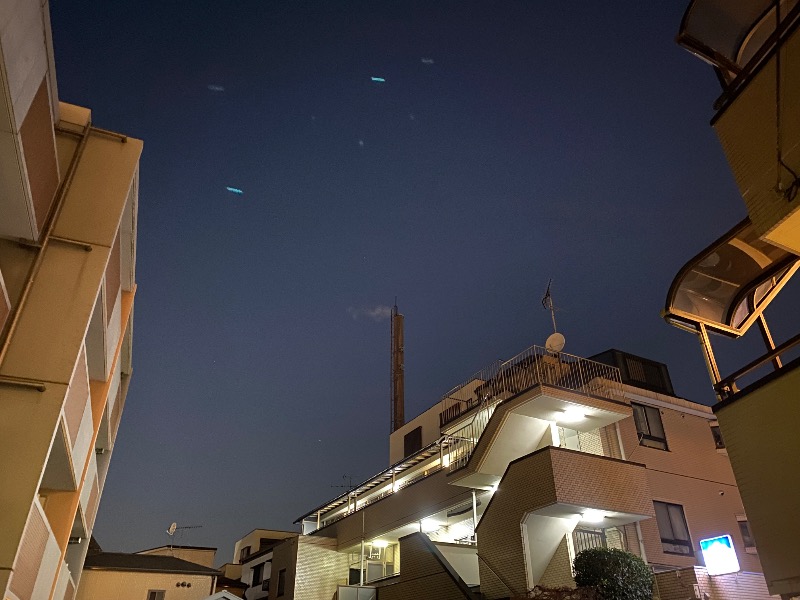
[165,522,203,553]
[390,300,405,433]
[542,279,565,353]
[331,475,357,491]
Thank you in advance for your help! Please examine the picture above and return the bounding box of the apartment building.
[255,345,773,600]
[228,531,298,600]
[0,0,142,598]
[663,1,800,597]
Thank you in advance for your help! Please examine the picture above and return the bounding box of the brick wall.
[377,533,470,600]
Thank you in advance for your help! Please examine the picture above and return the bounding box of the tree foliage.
[572,548,653,600]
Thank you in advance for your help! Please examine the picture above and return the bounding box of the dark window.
[710,425,725,449]
[239,545,251,562]
[654,501,693,555]
[252,562,264,586]
[262,578,270,592]
[738,519,756,550]
[404,426,422,457]
[259,537,272,550]
[147,591,166,600]
[632,403,668,450]
[277,569,286,597]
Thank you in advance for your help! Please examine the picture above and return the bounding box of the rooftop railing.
[439,345,623,428]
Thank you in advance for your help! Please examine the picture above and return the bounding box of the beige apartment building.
[664,1,800,598]
[241,345,774,600]
[0,0,142,599]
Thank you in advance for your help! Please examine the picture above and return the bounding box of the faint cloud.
[347,305,392,322]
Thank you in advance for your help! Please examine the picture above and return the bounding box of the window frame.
[653,500,693,556]
[631,402,669,450]
[710,424,726,449]
[239,545,251,562]
[146,591,166,600]
[737,515,757,553]
[252,562,264,586]
[277,569,286,597]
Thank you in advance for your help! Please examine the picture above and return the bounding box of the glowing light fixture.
[421,519,441,533]
[560,406,585,422]
[372,540,389,548]
[582,509,605,523]
[700,535,740,576]
[442,454,451,468]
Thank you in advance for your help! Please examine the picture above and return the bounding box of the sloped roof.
[83,552,220,576]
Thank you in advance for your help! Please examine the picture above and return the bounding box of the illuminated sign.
[700,535,740,576]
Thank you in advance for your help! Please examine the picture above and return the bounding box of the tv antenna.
[165,522,203,551]
[331,475,358,491]
[542,279,565,353]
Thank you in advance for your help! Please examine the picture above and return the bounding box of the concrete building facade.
[0,0,142,598]
[255,345,775,599]
[665,1,800,597]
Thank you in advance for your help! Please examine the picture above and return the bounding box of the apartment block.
[665,1,800,597]
[245,345,773,600]
[0,0,142,599]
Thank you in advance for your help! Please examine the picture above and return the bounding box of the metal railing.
[439,345,622,472]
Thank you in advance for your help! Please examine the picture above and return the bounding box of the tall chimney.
[390,304,405,433]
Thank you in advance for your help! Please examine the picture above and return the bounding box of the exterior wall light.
[372,540,389,548]
[560,407,585,422]
[421,519,441,533]
[582,509,605,523]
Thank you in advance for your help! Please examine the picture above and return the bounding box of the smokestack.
[390,303,405,433]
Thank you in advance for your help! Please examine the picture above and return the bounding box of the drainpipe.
[360,511,365,585]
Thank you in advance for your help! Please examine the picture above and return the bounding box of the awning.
[663,218,799,337]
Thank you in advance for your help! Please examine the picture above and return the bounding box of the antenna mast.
[542,280,566,353]
[390,301,405,433]
[542,279,558,333]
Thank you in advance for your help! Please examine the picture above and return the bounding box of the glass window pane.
[654,502,674,539]
[645,406,666,440]
[632,404,649,435]
[668,504,690,541]
[739,520,756,548]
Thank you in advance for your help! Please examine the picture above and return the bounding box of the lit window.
[710,425,725,449]
[654,501,693,556]
[632,403,668,450]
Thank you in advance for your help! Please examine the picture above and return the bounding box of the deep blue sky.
[49,0,797,560]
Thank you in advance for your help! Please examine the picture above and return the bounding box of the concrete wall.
[715,362,800,597]
[76,570,214,600]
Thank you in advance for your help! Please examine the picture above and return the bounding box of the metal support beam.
[757,314,782,370]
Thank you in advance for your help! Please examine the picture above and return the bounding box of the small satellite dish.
[167,523,177,536]
[546,332,565,353]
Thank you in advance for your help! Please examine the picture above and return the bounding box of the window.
[239,546,251,562]
[632,403,668,450]
[404,426,422,457]
[710,425,725,449]
[737,516,757,553]
[252,562,264,586]
[262,578,270,592]
[277,569,286,597]
[146,591,165,600]
[654,501,693,556]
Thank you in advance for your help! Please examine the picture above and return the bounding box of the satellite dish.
[167,523,177,536]
[546,332,565,353]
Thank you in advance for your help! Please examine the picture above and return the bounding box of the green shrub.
[573,548,652,600]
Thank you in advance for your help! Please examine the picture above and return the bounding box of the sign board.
[699,534,740,576]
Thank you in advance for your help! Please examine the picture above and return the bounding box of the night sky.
[49,1,800,560]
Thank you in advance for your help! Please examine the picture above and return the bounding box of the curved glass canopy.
[663,219,800,337]
[678,0,798,80]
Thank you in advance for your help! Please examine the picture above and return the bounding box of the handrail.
[715,330,800,398]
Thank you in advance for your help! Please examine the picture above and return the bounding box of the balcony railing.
[439,345,623,428]
[441,345,622,472]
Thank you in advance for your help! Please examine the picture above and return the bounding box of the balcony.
[679,0,800,254]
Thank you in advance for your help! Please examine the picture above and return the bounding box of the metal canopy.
[663,219,800,338]
[677,0,798,76]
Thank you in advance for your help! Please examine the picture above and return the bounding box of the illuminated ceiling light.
[392,482,400,492]
[442,454,451,468]
[560,406,585,422]
[490,484,499,493]
[421,519,441,533]
[582,509,605,523]
[371,540,389,548]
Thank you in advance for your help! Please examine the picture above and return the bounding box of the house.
[260,345,775,599]
[664,1,800,597]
